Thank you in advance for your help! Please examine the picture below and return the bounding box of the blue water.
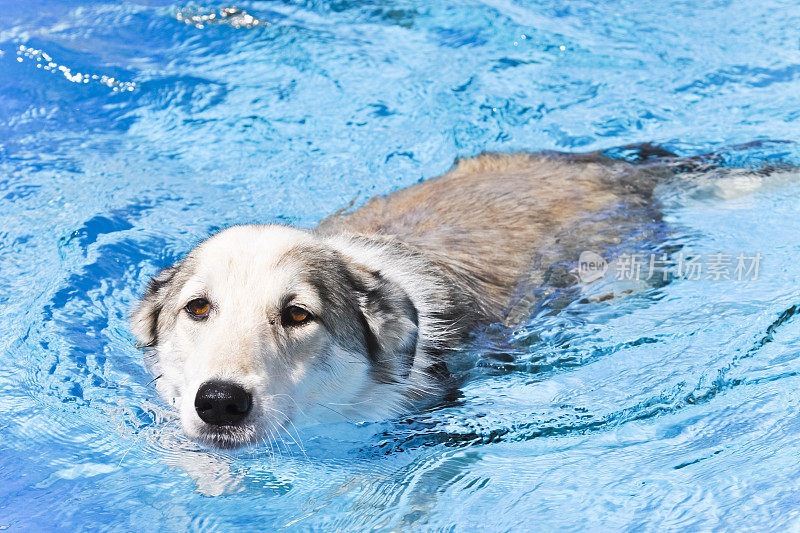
[3,0,800,529]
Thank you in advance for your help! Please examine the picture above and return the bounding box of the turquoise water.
[2,0,800,529]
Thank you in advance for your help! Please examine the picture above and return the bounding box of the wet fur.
[317,149,684,323]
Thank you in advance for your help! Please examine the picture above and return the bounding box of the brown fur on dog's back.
[318,152,668,323]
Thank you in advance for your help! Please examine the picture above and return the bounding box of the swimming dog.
[130,147,707,448]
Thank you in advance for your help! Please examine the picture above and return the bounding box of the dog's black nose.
[194,381,252,426]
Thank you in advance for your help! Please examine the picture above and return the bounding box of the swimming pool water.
[2,0,800,530]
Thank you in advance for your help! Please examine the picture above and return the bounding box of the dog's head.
[131,225,419,448]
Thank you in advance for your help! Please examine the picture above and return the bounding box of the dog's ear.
[130,266,177,348]
[351,266,419,382]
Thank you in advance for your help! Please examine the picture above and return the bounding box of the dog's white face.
[131,225,419,448]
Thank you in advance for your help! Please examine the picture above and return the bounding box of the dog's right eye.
[185,298,211,320]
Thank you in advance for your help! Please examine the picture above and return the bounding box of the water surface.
[2,0,800,529]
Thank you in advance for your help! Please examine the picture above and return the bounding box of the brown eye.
[185,298,211,319]
[282,305,312,326]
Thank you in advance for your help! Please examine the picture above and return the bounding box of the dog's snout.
[194,381,252,426]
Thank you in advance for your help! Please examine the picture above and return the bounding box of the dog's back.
[318,151,673,323]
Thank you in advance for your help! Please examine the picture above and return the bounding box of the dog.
[130,147,721,448]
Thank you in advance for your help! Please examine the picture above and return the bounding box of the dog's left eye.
[282,305,312,326]
[185,298,211,319]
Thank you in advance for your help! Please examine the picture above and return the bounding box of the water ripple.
[174,6,271,30]
[3,0,800,529]
[15,45,136,92]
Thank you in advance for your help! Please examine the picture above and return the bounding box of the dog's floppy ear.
[130,266,178,348]
[351,266,419,382]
